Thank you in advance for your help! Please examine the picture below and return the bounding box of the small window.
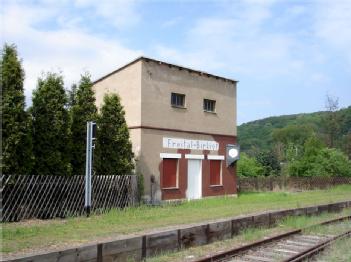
[210,160,221,185]
[162,158,178,188]
[204,99,216,112]
[171,93,185,108]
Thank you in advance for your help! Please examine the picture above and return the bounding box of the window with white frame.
[171,93,185,108]
[203,99,216,112]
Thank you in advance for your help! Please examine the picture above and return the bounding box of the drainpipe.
[150,175,155,205]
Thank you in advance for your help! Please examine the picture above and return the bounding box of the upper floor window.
[171,93,185,108]
[204,99,216,112]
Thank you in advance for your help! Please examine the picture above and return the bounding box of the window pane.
[171,93,185,107]
[171,93,175,105]
[210,160,221,185]
[163,158,177,188]
[179,95,183,106]
[204,99,216,112]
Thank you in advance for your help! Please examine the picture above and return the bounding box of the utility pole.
[85,121,96,217]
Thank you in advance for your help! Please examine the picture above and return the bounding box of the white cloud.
[154,0,351,83]
[155,3,300,79]
[74,0,140,28]
[1,2,142,106]
[313,0,351,66]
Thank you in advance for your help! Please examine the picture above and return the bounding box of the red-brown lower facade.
[131,126,238,201]
[159,135,237,200]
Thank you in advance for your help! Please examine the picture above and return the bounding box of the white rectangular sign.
[163,137,219,151]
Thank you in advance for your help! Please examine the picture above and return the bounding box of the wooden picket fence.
[1,174,137,222]
[238,176,351,192]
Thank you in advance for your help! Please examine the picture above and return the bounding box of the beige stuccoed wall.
[129,128,141,167]
[92,61,142,127]
[140,60,237,136]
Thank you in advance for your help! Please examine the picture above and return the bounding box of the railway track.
[195,215,351,262]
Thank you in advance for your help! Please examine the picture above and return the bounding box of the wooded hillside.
[238,106,351,158]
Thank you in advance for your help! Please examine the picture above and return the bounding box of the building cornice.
[93,56,238,85]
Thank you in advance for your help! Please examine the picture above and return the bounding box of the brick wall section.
[6,200,351,262]
[160,135,237,200]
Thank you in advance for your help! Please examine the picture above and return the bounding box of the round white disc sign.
[228,148,238,158]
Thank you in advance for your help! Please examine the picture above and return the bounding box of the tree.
[1,44,33,174]
[289,136,351,177]
[322,94,341,148]
[237,153,264,177]
[95,94,134,175]
[31,72,71,175]
[70,73,97,175]
[67,83,78,108]
[256,150,281,176]
[272,125,314,147]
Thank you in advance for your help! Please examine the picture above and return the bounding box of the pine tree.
[67,83,78,108]
[95,94,134,175]
[70,73,97,175]
[1,44,33,174]
[31,72,71,175]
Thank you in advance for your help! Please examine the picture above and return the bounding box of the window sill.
[162,187,179,190]
[204,110,217,114]
[172,105,187,109]
[209,184,223,187]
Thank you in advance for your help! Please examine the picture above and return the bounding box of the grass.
[2,185,351,256]
[313,237,351,262]
[303,220,351,235]
[147,209,351,262]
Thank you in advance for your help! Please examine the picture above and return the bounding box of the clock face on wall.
[228,148,239,158]
[226,144,240,166]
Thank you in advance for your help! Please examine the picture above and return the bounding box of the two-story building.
[93,57,238,201]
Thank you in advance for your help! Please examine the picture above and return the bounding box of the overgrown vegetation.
[2,186,351,255]
[1,43,134,176]
[238,99,351,177]
[313,237,351,262]
[239,106,351,155]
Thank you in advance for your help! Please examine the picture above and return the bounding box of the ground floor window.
[210,160,221,185]
[162,158,178,188]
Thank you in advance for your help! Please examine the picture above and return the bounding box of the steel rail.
[194,215,351,262]
[286,230,351,262]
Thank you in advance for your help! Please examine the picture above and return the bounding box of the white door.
[187,159,202,199]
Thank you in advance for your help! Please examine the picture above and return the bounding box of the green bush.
[289,136,351,177]
[237,153,264,177]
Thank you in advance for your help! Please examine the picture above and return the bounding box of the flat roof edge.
[93,56,238,85]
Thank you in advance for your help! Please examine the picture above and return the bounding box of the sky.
[1,0,351,124]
